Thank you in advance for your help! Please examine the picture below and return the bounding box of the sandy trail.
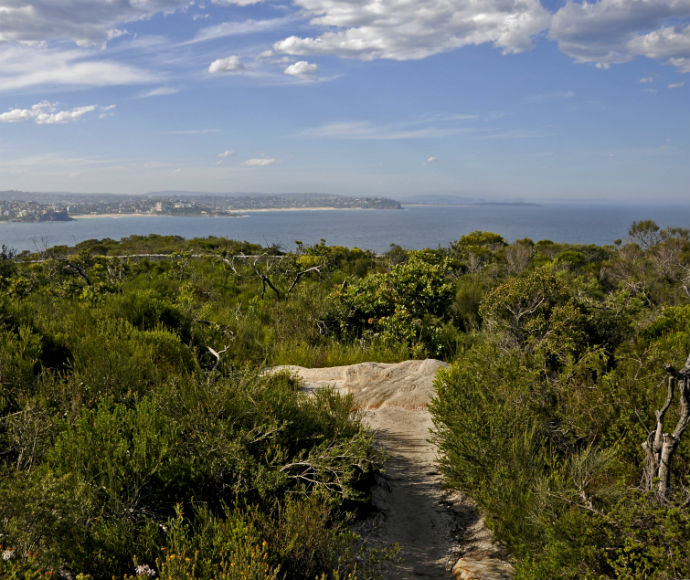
[275,360,514,580]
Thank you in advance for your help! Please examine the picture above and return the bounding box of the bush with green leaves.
[327,251,456,356]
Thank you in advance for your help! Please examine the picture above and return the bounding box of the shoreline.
[74,213,168,219]
[73,207,395,219]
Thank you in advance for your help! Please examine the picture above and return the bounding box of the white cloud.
[187,17,293,45]
[37,105,96,124]
[284,60,319,79]
[208,55,245,73]
[0,101,97,124]
[0,44,157,92]
[668,81,685,88]
[274,0,550,61]
[217,149,236,164]
[99,104,117,118]
[638,77,654,83]
[426,156,437,164]
[106,28,129,42]
[0,152,123,170]
[0,0,190,46]
[303,116,476,140]
[243,157,277,166]
[140,86,180,98]
[628,25,690,72]
[0,107,34,123]
[550,0,690,71]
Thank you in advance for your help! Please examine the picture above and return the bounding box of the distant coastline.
[73,206,384,219]
[1,191,402,222]
[74,213,171,219]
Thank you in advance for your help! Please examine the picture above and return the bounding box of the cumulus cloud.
[0,0,190,46]
[0,101,97,124]
[208,55,245,73]
[0,107,34,123]
[243,157,277,166]
[550,0,690,71]
[274,0,550,61]
[628,25,690,72]
[284,60,319,79]
[425,156,438,164]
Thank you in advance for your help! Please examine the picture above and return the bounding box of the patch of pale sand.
[274,360,514,580]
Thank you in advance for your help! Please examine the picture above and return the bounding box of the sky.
[0,0,688,203]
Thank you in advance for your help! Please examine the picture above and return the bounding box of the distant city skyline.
[0,0,688,203]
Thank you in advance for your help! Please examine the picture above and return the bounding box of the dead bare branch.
[207,344,230,372]
[642,353,690,500]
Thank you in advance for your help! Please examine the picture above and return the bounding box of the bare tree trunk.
[642,352,690,500]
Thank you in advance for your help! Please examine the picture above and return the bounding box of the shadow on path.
[362,418,483,579]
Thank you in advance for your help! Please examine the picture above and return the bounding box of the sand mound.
[274,358,446,410]
[274,360,514,580]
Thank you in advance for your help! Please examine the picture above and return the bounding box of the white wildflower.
[2,549,16,560]
[135,563,156,577]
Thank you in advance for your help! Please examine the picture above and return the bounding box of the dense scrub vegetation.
[1,219,688,579]
[431,222,690,579]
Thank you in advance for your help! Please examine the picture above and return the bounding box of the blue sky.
[0,0,688,203]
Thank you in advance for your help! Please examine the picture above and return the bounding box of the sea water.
[1,203,688,253]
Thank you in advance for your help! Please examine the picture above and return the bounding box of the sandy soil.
[274,360,514,580]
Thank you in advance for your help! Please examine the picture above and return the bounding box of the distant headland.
[0,191,402,221]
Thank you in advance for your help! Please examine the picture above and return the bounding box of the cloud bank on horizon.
[0,0,688,201]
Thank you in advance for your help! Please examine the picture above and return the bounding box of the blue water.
[1,203,688,253]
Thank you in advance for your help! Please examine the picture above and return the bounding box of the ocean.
[1,203,688,254]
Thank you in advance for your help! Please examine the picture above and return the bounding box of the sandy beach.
[72,207,378,219]
[74,213,169,219]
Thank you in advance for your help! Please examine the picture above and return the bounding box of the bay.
[1,203,688,254]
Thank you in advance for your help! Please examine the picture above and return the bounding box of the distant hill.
[145,192,402,210]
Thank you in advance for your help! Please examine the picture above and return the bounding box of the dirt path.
[275,360,514,580]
